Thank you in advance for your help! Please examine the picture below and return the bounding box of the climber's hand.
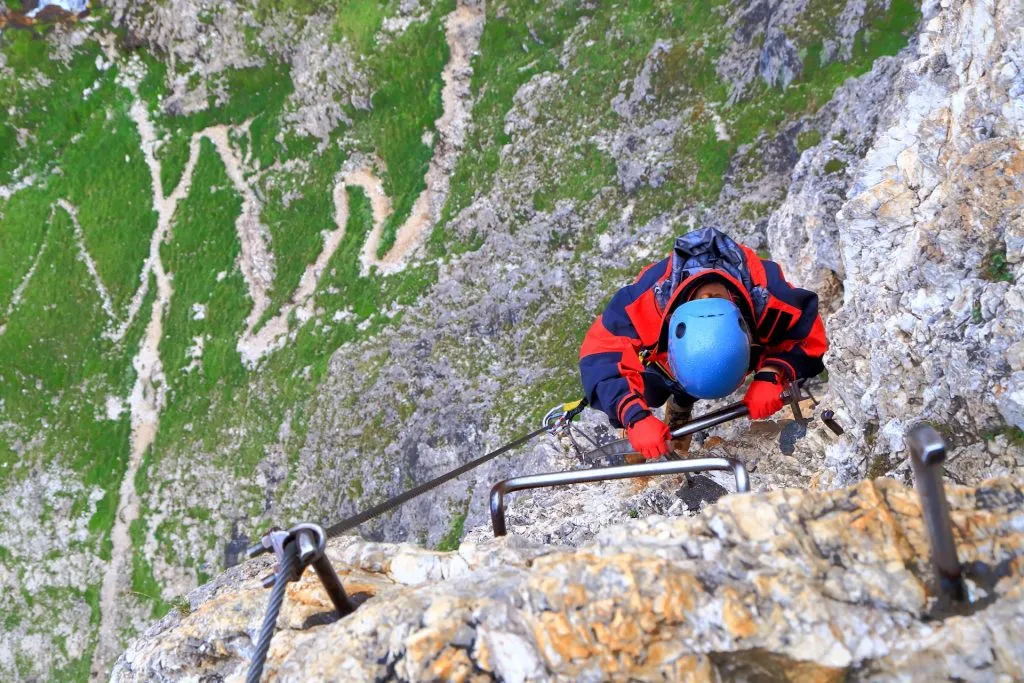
[627,414,670,460]
[744,371,785,420]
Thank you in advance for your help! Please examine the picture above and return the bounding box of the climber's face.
[691,281,733,301]
[689,281,751,345]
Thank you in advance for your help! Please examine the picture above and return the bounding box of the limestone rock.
[758,27,802,88]
[767,54,903,312]
[715,0,897,103]
[112,476,1024,681]
[814,0,1024,484]
[717,0,807,102]
[8,0,1024,677]
[108,0,370,136]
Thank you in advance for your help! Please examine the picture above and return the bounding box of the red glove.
[627,414,670,460]
[744,372,785,419]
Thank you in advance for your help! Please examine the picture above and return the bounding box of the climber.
[579,227,828,460]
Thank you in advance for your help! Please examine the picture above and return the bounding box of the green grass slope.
[0,0,919,677]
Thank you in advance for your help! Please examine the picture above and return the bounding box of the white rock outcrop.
[769,0,1024,484]
[112,476,1024,682]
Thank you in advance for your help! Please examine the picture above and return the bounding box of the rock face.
[758,27,803,88]
[6,0,1024,677]
[766,54,904,313]
[770,0,1019,485]
[716,0,904,103]
[108,0,373,135]
[277,0,929,551]
[113,476,1024,681]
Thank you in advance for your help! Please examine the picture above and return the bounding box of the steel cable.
[244,414,584,680]
[323,423,552,539]
[247,540,298,683]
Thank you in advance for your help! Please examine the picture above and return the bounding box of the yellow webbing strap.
[562,398,585,412]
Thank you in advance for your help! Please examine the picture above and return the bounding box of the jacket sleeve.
[578,259,668,429]
[758,260,829,380]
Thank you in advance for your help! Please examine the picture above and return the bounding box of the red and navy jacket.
[579,228,828,428]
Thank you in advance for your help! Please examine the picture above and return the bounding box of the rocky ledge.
[113,475,1023,681]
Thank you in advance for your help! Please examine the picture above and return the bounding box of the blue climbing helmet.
[666,297,750,399]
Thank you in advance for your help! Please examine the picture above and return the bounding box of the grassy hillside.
[0,0,919,678]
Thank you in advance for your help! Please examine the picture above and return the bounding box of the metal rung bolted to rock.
[779,380,844,453]
[238,382,843,676]
[820,409,844,435]
[490,457,750,537]
[584,400,751,466]
[239,419,559,681]
[905,424,968,604]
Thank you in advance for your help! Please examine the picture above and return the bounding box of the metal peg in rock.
[905,424,968,603]
[247,523,355,617]
[778,380,808,454]
[779,381,845,453]
[245,524,356,683]
[490,457,750,537]
[820,409,844,435]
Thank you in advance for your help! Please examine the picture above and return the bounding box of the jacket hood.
[653,228,761,346]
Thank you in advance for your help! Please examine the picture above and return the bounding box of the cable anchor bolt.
[246,523,356,617]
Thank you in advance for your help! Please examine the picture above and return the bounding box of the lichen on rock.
[4,0,1024,678]
[112,476,1024,681]
[813,0,1024,486]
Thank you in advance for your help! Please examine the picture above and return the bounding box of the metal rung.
[670,401,749,438]
[905,424,968,603]
[490,457,750,537]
